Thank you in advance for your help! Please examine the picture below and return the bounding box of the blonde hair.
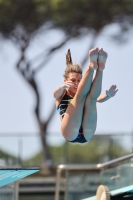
[63,49,82,79]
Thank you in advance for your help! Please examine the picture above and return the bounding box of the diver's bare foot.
[89,47,99,70]
[98,48,108,70]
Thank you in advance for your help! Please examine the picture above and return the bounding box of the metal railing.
[55,153,133,200]
[0,132,133,166]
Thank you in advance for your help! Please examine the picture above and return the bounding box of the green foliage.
[0,0,133,39]
[65,137,128,164]
[51,0,133,37]
[0,148,16,159]
[0,148,18,165]
[24,137,128,166]
[23,151,43,166]
[0,0,52,37]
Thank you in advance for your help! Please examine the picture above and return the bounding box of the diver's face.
[65,72,82,93]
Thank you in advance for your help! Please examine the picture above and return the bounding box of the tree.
[0,0,55,168]
[51,0,133,64]
[0,0,133,168]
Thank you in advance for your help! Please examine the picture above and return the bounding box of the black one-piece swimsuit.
[57,93,87,143]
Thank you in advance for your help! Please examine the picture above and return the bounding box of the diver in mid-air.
[54,47,118,143]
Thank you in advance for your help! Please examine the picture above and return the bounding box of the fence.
[0,132,133,167]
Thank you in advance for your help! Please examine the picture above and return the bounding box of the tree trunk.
[16,36,55,171]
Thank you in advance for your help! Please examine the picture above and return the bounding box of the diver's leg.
[61,47,99,141]
[82,48,108,141]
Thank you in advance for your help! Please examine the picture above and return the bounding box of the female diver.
[53,47,118,143]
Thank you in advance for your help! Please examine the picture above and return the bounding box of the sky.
[0,24,133,159]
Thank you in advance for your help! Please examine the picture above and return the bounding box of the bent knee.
[61,125,79,141]
[83,129,96,141]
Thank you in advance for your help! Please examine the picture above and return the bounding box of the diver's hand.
[61,81,74,89]
[106,84,118,97]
